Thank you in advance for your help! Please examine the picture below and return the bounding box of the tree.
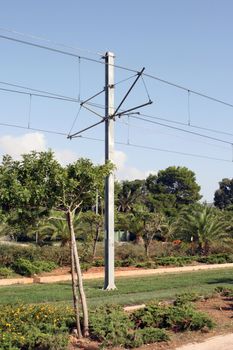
[116,179,145,213]
[214,178,233,209]
[0,152,112,338]
[145,167,201,214]
[141,212,166,258]
[79,211,104,260]
[178,205,230,255]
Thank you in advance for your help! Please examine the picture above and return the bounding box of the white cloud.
[113,149,152,181]
[54,149,78,165]
[0,132,46,158]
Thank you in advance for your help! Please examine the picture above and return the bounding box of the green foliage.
[197,253,233,264]
[137,327,169,343]
[177,205,231,255]
[0,244,71,268]
[89,304,133,347]
[214,178,233,209]
[131,301,214,332]
[173,292,202,306]
[13,258,57,276]
[0,266,14,278]
[0,304,74,350]
[215,286,233,297]
[145,166,201,215]
[155,256,195,267]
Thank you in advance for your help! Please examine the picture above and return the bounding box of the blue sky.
[0,0,233,201]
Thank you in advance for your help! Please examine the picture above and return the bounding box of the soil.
[68,292,233,350]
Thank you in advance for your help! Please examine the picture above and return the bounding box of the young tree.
[79,211,104,260]
[0,152,112,338]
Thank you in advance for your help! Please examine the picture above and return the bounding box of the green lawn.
[0,268,232,307]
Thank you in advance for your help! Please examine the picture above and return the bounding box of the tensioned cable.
[0,27,104,56]
[2,33,233,109]
[80,101,233,139]
[0,119,231,163]
[75,135,232,163]
[143,73,233,108]
[0,121,68,136]
[0,80,79,100]
[68,105,82,136]
[117,118,229,150]
[131,115,233,146]
[139,112,233,138]
[0,86,78,103]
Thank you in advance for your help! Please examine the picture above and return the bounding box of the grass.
[0,268,232,307]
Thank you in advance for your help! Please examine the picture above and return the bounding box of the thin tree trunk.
[92,225,99,260]
[70,240,82,338]
[67,210,89,337]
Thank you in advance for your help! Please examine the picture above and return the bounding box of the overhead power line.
[139,112,233,138]
[0,86,79,103]
[0,80,78,101]
[131,115,233,146]
[0,120,231,163]
[1,32,233,110]
[0,27,104,56]
[0,121,67,136]
[76,135,232,163]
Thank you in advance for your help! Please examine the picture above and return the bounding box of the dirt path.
[0,263,233,286]
[175,333,233,350]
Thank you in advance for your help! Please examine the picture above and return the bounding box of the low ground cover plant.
[89,294,213,348]
[0,266,14,279]
[13,258,57,276]
[0,304,74,350]
[0,292,215,349]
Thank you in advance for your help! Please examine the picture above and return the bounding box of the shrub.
[131,301,214,332]
[197,253,233,264]
[0,266,14,278]
[137,327,169,343]
[0,304,74,350]
[89,304,133,347]
[115,243,145,262]
[174,292,202,306]
[155,256,194,267]
[215,286,233,297]
[13,258,57,276]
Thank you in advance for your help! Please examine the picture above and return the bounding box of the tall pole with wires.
[104,51,116,290]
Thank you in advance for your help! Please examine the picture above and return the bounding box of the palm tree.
[178,205,230,255]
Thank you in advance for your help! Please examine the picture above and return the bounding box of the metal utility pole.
[104,51,116,290]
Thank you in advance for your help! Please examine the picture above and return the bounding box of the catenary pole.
[104,51,116,290]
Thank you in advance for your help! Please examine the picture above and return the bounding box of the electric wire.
[75,135,232,163]
[0,85,78,103]
[2,32,233,110]
[117,118,230,150]
[131,115,233,146]
[0,80,79,100]
[68,105,82,136]
[0,121,68,136]
[0,27,104,56]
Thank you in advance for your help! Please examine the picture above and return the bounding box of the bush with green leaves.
[131,301,214,332]
[173,292,203,306]
[0,266,14,278]
[89,304,133,347]
[0,304,74,350]
[197,253,233,264]
[13,258,57,276]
